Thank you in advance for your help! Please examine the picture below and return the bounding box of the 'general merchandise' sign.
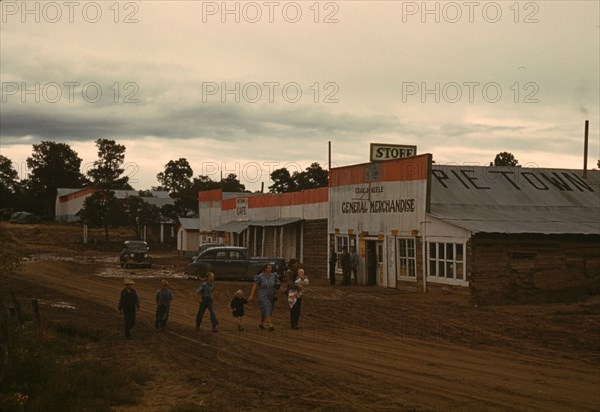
[370,143,417,161]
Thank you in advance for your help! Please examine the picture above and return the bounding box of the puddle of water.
[38,299,77,310]
[95,267,187,280]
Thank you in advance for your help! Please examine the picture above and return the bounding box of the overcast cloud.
[1,1,598,190]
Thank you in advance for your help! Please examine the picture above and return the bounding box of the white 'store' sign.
[370,143,417,161]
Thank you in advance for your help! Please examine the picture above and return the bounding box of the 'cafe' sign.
[370,143,417,162]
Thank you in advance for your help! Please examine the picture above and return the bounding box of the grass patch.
[0,322,149,411]
[54,322,103,342]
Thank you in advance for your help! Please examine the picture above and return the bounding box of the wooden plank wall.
[301,219,328,279]
[469,235,600,304]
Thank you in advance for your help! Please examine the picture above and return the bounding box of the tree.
[491,152,519,167]
[156,158,193,195]
[121,196,161,239]
[269,168,296,193]
[87,139,132,189]
[77,191,122,241]
[25,141,88,218]
[193,175,221,192]
[221,173,246,192]
[0,155,20,210]
[294,162,328,190]
[78,191,161,240]
[159,175,222,220]
[269,163,328,193]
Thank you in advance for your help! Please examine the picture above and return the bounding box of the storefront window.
[427,242,465,281]
[397,238,416,278]
[429,243,437,276]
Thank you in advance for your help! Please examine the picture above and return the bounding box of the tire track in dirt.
[9,259,600,411]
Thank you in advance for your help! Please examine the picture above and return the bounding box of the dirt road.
[2,227,599,411]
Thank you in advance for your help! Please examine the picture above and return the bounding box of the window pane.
[439,243,445,259]
[429,243,436,258]
[446,244,454,260]
[407,240,415,257]
[446,262,454,278]
[439,261,445,276]
[408,259,415,277]
[398,260,407,277]
[399,240,406,257]
[456,263,464,280]
[429,259,436,276]
[456,244,464,261]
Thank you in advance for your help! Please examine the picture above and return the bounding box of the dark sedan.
[185,246,286,280]
[119,241,152,268]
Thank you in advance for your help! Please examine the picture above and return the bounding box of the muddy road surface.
[2,226,599,411]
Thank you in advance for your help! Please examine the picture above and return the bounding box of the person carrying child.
[230,289,248,331]
[288,268,309,329]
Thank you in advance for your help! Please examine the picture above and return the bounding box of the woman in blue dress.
[248,263,280,331]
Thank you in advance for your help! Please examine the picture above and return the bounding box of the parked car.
[185,246,286,280]
[199,243,225,254]
[9,211,39,224]
[191,243,225,260]
[119,240,152,268]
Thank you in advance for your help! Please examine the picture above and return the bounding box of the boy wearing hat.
[118,278,140,339]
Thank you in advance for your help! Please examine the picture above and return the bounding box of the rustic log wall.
[470,234,600,304]
[302,219,328,279]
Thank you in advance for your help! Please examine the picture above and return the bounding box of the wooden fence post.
[9,289,24,324]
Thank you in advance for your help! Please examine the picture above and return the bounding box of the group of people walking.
[117,278,172,339]
[117,259,309,339]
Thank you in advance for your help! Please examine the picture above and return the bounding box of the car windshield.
[125,242,148,252]
[200,248,250,259]
[199,243,224,253]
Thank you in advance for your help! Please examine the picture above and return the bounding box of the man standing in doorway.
[328,244,337,285]
[341,246,351,286]
[350,246,359,285]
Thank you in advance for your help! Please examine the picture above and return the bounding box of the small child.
[230,290,248,331]
[288,269,309,309]
[295,268,309,290]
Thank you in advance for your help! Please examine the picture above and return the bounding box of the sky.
[1,0,599,192]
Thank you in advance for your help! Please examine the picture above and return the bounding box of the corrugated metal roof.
[57,188,81,197]
[213,217,302,233]
[178,218,200,230]
[151,190,172,198]
[110,189,171,200]
[252,217,302,227]
[431,166,600,234]
[213,220,250,234]
[143,197,175,208]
